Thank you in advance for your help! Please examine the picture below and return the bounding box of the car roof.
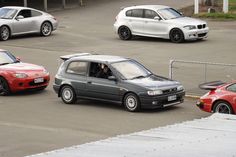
[70,54,129,64]
[0,49,6,52]
[2,6,39,11]
[123,5,170,11]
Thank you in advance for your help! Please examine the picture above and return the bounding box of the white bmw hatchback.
[114,5,209,43]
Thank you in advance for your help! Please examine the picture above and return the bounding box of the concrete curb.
[185,94,200,99]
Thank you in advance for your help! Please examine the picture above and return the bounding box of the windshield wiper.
[0,63,10,66]
[131,75,145,80]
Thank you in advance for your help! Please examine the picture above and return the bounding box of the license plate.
[168,95,177,101]
[34,78,44,83]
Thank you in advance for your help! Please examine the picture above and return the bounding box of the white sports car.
[114,5,209,43]
[0,6,58,41]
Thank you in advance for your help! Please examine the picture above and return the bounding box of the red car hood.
[0,62,44,72]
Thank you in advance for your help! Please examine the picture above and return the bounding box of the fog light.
[152,101,158,105]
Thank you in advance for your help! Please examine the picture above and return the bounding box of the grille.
[198,33,207,37]
[29,79,48,86]
[197,24,206,29]
[162,88,177,94]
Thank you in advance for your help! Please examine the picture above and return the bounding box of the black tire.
[0,26,10,41]
[123,93,140,112]
[60,85,76,104]
[118,26,132,40]
[0,77,10,96]
[169,28,184,43]
[213,101,233,114]
[40,22,52,37]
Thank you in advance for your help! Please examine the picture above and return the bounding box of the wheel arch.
[169,27,185,39]
[122,91,140,105]
[212,99,233,113]
[118,25,132,34]
[58,83,74,97]
[0,25,12,37]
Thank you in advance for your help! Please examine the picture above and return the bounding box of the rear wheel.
[118,26,132,40]
[0,26,10,41]
[124,93,140,112]
[41,22,52,36]
[0,77,10,96]
[169,28,184,43]
[213,101,233,114]
[61,85,76,104]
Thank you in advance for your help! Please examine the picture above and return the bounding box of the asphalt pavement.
[0,0,235,156]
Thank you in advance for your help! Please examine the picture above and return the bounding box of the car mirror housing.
[16,57,21,62]
[16,15,24,20]
[154,16,161,21]
[108,76,117,81]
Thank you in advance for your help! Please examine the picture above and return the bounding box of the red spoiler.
[199,81,226,90]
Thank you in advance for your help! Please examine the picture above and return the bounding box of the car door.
[142,9,169,37]
[12,9,37,34]
[226,83,236,107]
[86,62,121,102]
[65,61,88,97]
[125,9,144,34]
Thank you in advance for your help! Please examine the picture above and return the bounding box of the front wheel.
[213,101,233,114]
[124,93,140,112]
[169,28,184,43]
[61,85,76,104]
[0,77,10,96]
[118,26,132,40]
[0,26,10,41]
[41,22,52,37]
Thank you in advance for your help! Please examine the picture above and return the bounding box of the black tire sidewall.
[213,101,233,114]
[0,77,10,96]
[0,26,10,41]
[170,28,184,43]
[61,86,76,104]
[118,26,132,40]
[124,93,140,112]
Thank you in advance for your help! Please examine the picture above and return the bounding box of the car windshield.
[0,51,17,65]
[0,8,18,19]
[111,60,151,80]
[157,8,182,20]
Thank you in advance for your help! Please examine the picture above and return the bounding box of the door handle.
[87,81,92,84]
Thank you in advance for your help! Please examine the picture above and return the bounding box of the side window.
[144,9,158,19]
[227,84,236,93]
[131,9,143,18]
[17,9,32,18]
[66,61,88,75]
[31,10,42,17]
[89,62,112,79]
[126,9,143,18]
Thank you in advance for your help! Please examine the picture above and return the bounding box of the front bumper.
[183,27,209,40]
[9,74,50,92]
[140,91,185,109]
[196,100,212,113]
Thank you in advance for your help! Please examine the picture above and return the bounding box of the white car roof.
[124,5,170,11]
[2,6,42,12]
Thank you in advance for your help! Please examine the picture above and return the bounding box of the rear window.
[227,84,236,93]
[66,61,88,75]
[126,9,143,18]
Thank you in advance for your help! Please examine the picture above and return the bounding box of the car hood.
[126,75,181,90]
[0,62,44,72]
[168,17,206,26]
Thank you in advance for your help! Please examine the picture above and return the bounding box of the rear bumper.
[140,91,185,109]
[53,84,60,95]
[196,100,212,113]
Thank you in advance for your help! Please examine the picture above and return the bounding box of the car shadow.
[70,99,182,113]
[7,89,49,97]
[7,33,57,41]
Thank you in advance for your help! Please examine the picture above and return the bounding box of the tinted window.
[31,10,42,17]
[126,9,143,18]
[66,61,88,75]
[227,84,236,93]
[17,9,31,18]
[89,62,112,79]
[144,9,158,19]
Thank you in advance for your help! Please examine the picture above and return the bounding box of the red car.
[0,49,50,95]
[197,81,236,114]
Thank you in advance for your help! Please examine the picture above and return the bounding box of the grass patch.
[194,13,236,20]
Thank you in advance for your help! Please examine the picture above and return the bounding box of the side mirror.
[154,16,161,21]
[108,76,117,81]
[179,12,184,16]
[16,15,24,20]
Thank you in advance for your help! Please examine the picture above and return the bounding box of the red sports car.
[0,49,50,95]
[196,81,236,114]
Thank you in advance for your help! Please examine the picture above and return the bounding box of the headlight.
[14,73,28,78]
[177,85,184,91]
[147,90,163,96]
[184,25,196,30]
[43,68,49,74]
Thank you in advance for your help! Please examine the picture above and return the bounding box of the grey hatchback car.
[53,53,185,112]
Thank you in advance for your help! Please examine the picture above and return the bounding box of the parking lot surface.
[0,0,235,156]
